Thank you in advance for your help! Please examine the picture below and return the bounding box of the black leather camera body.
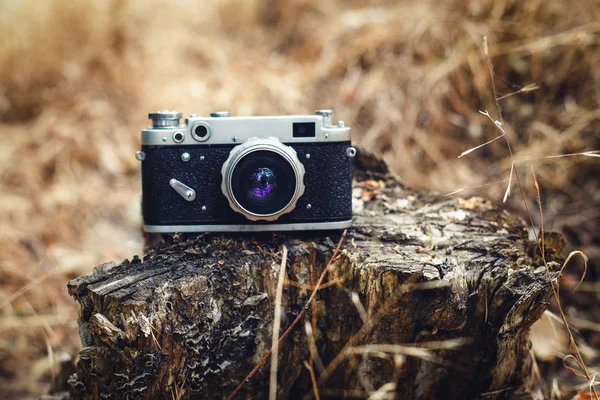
[136,110,354,233]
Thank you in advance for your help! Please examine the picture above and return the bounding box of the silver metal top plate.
[142,115,351,146]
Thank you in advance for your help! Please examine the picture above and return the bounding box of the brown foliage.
[0,0,598,396]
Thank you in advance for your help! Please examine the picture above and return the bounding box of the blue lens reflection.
[250,167,276,197]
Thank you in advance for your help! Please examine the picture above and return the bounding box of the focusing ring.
[221,137,305,221]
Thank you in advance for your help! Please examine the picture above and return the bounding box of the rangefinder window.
[191,121,211,142]
[293,122,315,138]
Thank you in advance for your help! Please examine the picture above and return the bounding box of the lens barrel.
[221,138,305,221]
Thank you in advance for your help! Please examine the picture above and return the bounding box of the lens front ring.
[221,137,305,221]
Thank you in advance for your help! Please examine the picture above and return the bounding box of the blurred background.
[0,0,598,397]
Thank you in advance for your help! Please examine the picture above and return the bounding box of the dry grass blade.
[449,150,599,199]
[563,355,588,379]
[269,245,289,400]
[506,151,598,203]
[344,340,466,367]
[531,167,545,260]
[582,152,600,158]
[350,338,467,351]
[305,252,326,375]
[494,21,600,56]
[530,169,599,400]
[444,178,510,197]
[560,251,589,292]
[458,106,519,204]
[226,231,347,400]
[479,385,524,397]
[170,376,186,400]
[303,360,321,400]
[350,292,368,324]
[1,271,53,310]
[591,374,599,395]
[319,389,395,399]
[568,316,600,333]
[456,36,599,398]
[44,333,55,387]
[320,338,467,387]
[317,274,454,388]
[496,83,540,101]
[285,277,343,291]
[304,320,325,374]
[504,162,514,203]
[458,110,506,158]
[529,348,544,392]
[484,34,513,157]
[517,151,600,162]
[368,382,397,400]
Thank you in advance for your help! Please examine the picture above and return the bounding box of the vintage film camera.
[136,110,354,232]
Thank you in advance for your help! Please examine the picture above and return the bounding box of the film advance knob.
[148,110,182,128]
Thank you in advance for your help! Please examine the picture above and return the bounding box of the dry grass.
[227,232,346,400]
[270,245,289,400]
[0,0,599,397]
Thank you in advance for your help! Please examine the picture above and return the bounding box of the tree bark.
[67,150,561,399]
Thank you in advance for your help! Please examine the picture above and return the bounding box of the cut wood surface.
[67,150,561,399]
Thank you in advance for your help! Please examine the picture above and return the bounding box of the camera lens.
[230,150,297,215]
[221,137,305,221]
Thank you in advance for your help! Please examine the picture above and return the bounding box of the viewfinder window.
[293,122,316,138]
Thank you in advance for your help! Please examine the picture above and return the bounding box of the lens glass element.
[230,150,297,215]
[250,167,276,197]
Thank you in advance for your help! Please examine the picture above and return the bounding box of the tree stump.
[67,150,560,399]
